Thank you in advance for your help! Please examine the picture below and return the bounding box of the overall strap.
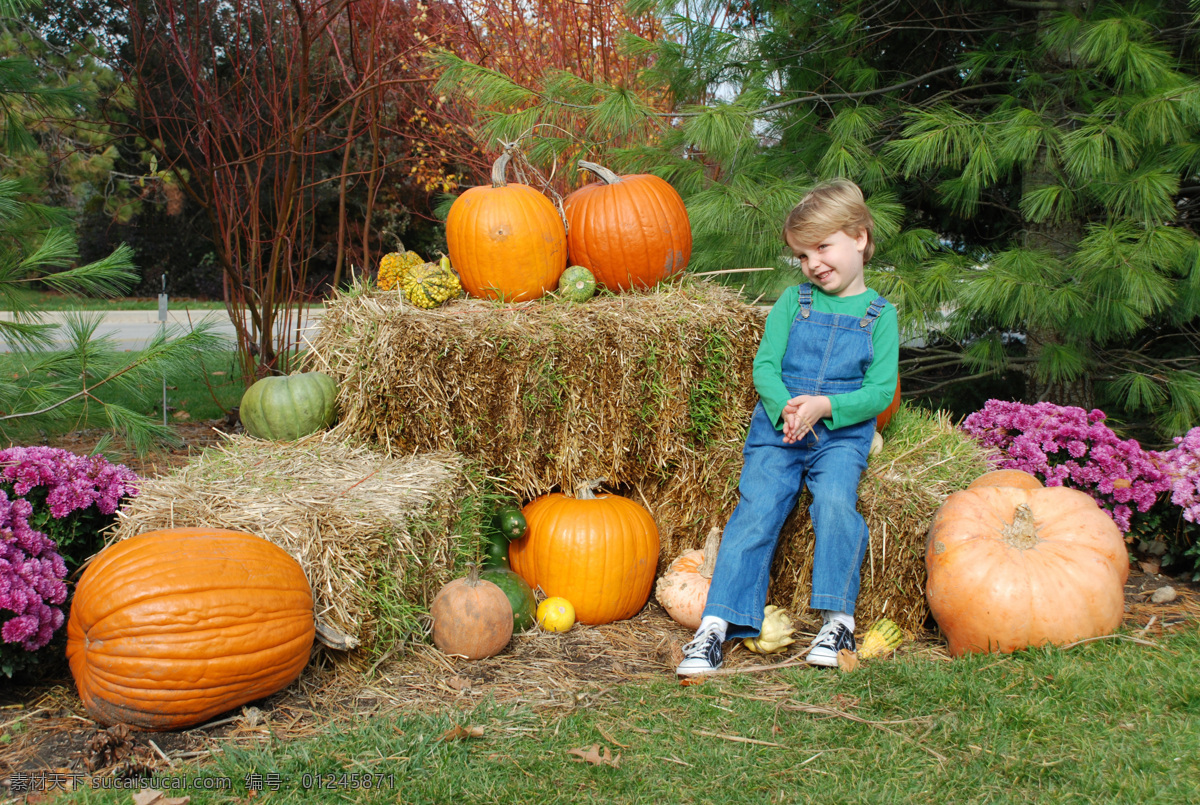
[798,283,813,318]
[859,296,888,328]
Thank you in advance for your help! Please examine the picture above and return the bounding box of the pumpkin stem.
[465,562,481,586]
[698,526,722,579]
[1001,504,1039,549]
[574,478,606,499]
[578,160,622,185]
[491,150,514,188]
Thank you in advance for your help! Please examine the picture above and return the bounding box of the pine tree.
[432,0,1200,444]
[0,0,223,453]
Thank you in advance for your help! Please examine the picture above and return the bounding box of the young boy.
[676,179,899,675]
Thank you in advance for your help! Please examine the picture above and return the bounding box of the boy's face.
[786,228,869,298]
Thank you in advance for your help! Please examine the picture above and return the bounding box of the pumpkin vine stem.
[578,160,622,185]
[573,478,607,499]
[1000,504,1039,549]
[699,525,722,579]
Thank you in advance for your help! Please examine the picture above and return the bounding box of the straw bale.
[108,433,483,657]
[307,281,993,634]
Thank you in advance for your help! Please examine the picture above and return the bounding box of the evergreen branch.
[749,66,962,117]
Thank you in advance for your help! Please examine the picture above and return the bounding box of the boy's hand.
[782,395,832,443]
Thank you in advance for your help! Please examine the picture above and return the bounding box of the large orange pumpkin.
[509,482,660,625]
[563,160,692,292]
[925,486,1128,657]
[967,468,1044,490]
[446,150,567,301]
[66,528,315,731]
[876,375,902,431]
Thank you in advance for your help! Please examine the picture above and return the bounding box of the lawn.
[36,626,1200,804]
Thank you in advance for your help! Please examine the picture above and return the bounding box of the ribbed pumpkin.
[66,528,315,731]
[446,150,567,301]
[563,160,692,292]
[655,526,721,630]
[509,482,660,625]
[925,486,1128,657]
[239,371,338,441]
[876,375,902,431]
[967,468,1044,490]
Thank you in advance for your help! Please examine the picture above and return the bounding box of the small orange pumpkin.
[967,469,1044,490]
[510,481,660,625]
[925,486,1128,657]
[876,375,902,431]
[655,526,722,630]
[66,528,315,731]
[430,565,513,660]
[446,150,567,301]
[563,160,692,292]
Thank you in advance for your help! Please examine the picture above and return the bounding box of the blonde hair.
[783,179,876,263]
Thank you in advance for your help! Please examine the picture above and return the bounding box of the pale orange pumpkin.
[563,160,692,292]
[925,486,1128,656]
[510,481,660,625]
[967,469,1044,490]
[655,526,721,630]
[430,565,513,660]
[446,150,567,301]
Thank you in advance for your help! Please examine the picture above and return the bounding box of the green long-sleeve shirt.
[753,285,899,431]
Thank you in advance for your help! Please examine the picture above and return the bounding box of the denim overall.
[702,283,886,638]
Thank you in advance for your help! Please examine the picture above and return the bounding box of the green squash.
[493,506,527,541]
[557,265,596,302]
[239,371,338,441]
[482,529,510,570]
[479,568,537,632]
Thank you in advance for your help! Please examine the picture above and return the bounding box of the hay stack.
[307,281,992,633]
[109,433,483,658]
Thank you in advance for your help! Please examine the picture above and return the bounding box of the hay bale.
[109,433,485,658]
[307,279,762,551]
[307,281,992,634]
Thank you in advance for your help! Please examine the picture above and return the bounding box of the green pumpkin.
[239,371,338,440]
[482,529,510,570]
[557,265,596,302]
[479,568,537,632]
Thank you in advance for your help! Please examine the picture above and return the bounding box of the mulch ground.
[2,423,1199,799]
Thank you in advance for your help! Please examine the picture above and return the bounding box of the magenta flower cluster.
[1,492,68,651]
[1164,427,1200,524]
[0,447,138,665]
[960,400,1171,531]
[0,446,139,518]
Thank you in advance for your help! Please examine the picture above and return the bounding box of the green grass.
[52,627,1200,804]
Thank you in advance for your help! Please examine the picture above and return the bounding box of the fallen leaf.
[829,694,860,711]
[172,411,191,421]
[1139,559,1161,575]
[836,649,859,673]
[439,724,484,741]
[568,744,621,767]
[211,371,226,376]
[132,790,190,805]
[1151,586,1177,604]
[445,675,472,691]
[242,706,263,727]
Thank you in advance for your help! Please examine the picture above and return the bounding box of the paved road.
[0,308,324,352]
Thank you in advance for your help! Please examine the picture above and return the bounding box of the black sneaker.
[805,621,856,667]
[675,625,724,676]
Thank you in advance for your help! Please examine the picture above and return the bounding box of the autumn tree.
[435,0,1200,444]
